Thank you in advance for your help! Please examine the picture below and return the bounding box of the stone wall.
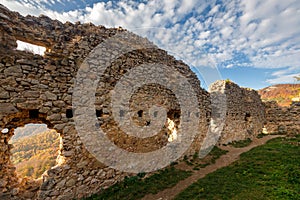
[0,5,210,200]
[1,4,293,200]
[215,81,266,144]
[264,101,300,135]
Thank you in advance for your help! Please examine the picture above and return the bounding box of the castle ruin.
[0,5,299,200]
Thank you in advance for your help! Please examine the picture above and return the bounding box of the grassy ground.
[227,138,252,148]
[175,135,300,200]
[183,146,228,170]
[84,167,192,200]
[257,133,267,139]
[84,146,227,200]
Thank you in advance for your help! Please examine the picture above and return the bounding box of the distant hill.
[11,124,48,142]
[258,84,300,107]
[11,129,60,179]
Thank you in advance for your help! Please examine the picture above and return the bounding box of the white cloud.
[198,31,210,39]
[177,0,196,15]
[208,4,220,16]
[2,0,300,85]
[267,72,300,84]
[2,0,44,16]
[220,26,233,39]
[266,65,300,84]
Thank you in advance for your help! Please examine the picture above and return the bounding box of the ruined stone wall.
[215,81,266,144]
[0,5,210,200]
[264,101,300,135]
[1,4,287,200]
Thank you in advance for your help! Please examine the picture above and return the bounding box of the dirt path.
[142,135,283,200]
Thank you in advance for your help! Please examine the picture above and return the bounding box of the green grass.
[257,133,267,139]
[208,146,229,161]
[228,138,252,148]
[184,146,228,170]
[84,167,192,200]
[175,135,300,200]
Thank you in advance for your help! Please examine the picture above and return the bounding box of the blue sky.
[2,0,300,89]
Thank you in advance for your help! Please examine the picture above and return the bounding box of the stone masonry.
[1,4,299,200]
[264,101,300,135]
[0,5,210,199]
[211,80,266,145]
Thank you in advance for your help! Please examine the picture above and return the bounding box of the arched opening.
[166,118,178,142]
[9,123,60,179]
[166,109,181,142]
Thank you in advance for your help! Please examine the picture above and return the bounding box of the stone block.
[17,100,41,110]
[45,91,57,100]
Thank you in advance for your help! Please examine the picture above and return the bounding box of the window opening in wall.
[174,111,180,119]
[9,123,60,179]
[166,118,177,142]
[245,113,251,122]
[66,109,73,118]
[96,109,103,117]
[29,109,39,119]
[16,40,47,56]
[120,110,125,117]
[137,110,143,117]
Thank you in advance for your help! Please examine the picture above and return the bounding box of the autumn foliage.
[258,84,300,107]
[10,129,60,179]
